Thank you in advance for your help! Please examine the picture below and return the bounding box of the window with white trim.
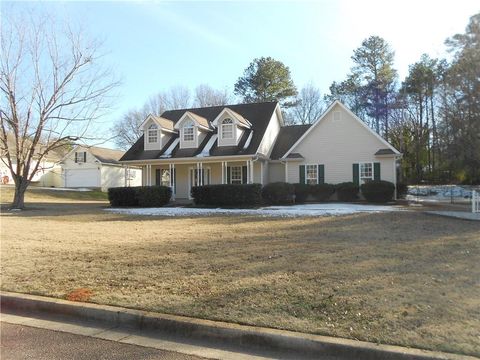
[306,165,318,185]
[183,121,194,141]
[161,169,170,187]
[147,124,158,143]
[221,118,234,139]
[231,166,242,184]
[75,151,86,163]
[360,162,373,184]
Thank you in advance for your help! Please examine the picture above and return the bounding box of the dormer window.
[147,124,158,143]
[221,118,234,139]
[183,121,194,142]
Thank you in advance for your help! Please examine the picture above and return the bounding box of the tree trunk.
[11,177,29,209]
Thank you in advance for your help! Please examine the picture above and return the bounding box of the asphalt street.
[0,322,206,360]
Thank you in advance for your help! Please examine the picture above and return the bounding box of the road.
[1,322,205,360]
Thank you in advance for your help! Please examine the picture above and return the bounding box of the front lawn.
[1,190,479,356]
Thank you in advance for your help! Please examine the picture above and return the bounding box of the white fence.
[473,190,480,213]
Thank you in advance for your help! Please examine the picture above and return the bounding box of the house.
[62,146,142,190]
[120,100,401,200]
[0,135,66,187]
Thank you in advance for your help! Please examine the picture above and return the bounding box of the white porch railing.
[472,190,480,213]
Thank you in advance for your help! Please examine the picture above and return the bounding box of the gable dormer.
[174,111,212,149]
[212,108,252,147]
[140,115,176,151]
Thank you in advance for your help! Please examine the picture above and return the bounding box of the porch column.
[221,161,225,184]
[169,163,176,200]
[196,162,199,186]
[147,164,152,186]
[200,162,203,186]
[260,161,264,185]
[249,160,254,184]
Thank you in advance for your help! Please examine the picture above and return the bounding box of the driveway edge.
[0,291,473,360]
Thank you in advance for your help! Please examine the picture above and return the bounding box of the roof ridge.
[160,101,278,115]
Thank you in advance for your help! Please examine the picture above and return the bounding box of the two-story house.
[120,100,401,200]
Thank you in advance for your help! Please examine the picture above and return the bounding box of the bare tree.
[0,10,119,209]
[194,84,231,107]
[290,82,325,124]
[112,109,145,150]
[150,86,191,112]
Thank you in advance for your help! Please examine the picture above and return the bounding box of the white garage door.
[65,168,100,188]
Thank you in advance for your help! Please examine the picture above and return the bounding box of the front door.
[189,168,210,198]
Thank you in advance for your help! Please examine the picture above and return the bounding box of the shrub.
[108,186,172,207]
[262,182,295,205]
[335,182,359,202]
[293,183,310,203]
[396,182,408,199]
[310,183,335,202]
[191,184,262,207]
[108,186,138,207]
[361,180,395,203]
[136,186,172,207]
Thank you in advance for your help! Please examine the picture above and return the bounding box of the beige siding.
[268,162,285,183]
[257,109,281,157]
[287,103,396,185]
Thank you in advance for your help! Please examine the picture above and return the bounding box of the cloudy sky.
[4,1,479,145]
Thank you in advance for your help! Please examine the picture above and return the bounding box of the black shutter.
[74,152,78,163]
[299,165,305,184]
[83,152,86,163]
[242,166,248,184]
[227,167,231,184]
[155,169,161,186]
[353,163,359,186]
[374,162,381,181]
[318,164,325,184]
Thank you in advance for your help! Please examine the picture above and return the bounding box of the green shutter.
[242,166,248,184]
[374,162,381,181]
[227,167,231,184]
[353,163,359,186]
[318,164,325,184]
[299,165,305,184]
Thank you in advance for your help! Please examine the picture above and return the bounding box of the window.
[147,124,158,143]
[221,118,234,139]
[161,169,170,187]
[183,121,194,142]
[75,151,86,163]
[306,165,318,184]
[230,166,242,184]
[360,162,373,184]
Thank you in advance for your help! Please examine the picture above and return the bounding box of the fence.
[473,190,480,213]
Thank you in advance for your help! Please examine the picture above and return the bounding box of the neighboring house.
[0,136,65,187]
[120,100,401,200]
[62,146,142,190]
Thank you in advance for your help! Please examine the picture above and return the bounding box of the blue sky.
[4,1,479,147]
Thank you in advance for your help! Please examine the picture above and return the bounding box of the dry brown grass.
[1,188,479,356]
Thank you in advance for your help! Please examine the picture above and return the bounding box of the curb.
[0,291,474,360]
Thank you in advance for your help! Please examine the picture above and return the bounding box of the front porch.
[140,159,266,200]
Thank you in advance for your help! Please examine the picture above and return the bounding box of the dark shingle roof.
[120,102,278,161]
[375,148,396,155]
[269,124,311,160]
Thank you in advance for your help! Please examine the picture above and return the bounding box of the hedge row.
[191,184,262,207]
[108,186,172,207]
